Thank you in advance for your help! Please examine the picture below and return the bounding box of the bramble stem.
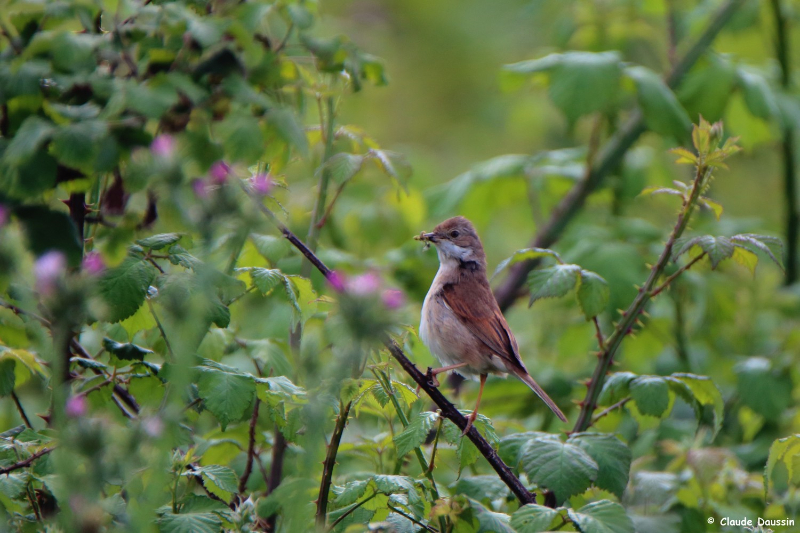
[316,400,352,528]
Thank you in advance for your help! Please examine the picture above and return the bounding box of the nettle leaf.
[576,270,609,319]
[672,235,734,269]
[102,338,153,361]
[666,373,724,438]
[510,504,561,533]
[394,411,439,458]
[625,66,691,140]
[730,234,784,270]
[492,248,563,280]
[567,500,635,533]
[568,433,631,498]
[191,465,238,502]
[519,438,598,503]
[196,367,255,430]
[765,434,800,497]
[97,255,157,323]
[527,264,580,306]
[136,233,182,250]
[735,357,791,422]
[629,376,670,417]
[249,268,284,295]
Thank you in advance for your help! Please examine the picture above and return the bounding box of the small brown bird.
[416,216,567,433]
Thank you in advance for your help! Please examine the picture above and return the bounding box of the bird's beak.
[414,231,438,243]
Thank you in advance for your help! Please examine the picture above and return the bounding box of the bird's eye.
[449,230,460,238]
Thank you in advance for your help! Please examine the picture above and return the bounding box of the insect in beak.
[414,231,437,250]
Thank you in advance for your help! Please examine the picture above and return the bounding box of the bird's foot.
[462,412,477,436]
[425,367,440,388]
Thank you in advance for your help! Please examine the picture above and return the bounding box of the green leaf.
[192,465,238,502]
[0,359,15,396]
[216,112,264,164]
[71,357,108,372]
[136,233,182,250]
[451,476,510,501]
[97,255,157,323]
[158,510,222,533]
[14,206,83,267]
[639,187,684,199]
[3,116,56,166]
[699,197,723,220]
[765,434,800,498]
[735,357,791,422]
[469,498,514,533]
[625,66,691,139]
[598,372,636,405]
[527,264,581,306]
[255,375,306,405]
[730,234,784,270]
[567,500,634,533]
[251,234,292,263]
[629,376,670,417]
[576,270,610,319]
[50,120,108,169]
[394,411,439,458]
[673,235,734,269]
[266,107,309,157]
[492,248,563,280]
[324,153,365,186]
[510,504,561,533]
[197,368,255,430]
[102,338,154,362]
[736,68,778,120]
[519,438,598,503]
[666,373,724,438]
[568,433,631,498]
[250,268,284,295]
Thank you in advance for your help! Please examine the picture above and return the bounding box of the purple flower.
[0,205,8,228]
[150,135,175,159]
[348,272,380,295]
[65,395,87,418]
[327,271,346,292]
[142,416,164,437]
[82,252,105,275]
[209,161,230,184]
[191,178,209,199]
[381,289,405,310]
[34,251,66,295]
[251,173,273,196]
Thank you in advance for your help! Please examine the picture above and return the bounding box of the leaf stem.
[11,391,32,428]
[649,252,706,297]
[387,503,439,533]
[587,397,631,429]
[0,446,54,475]
[238,398,260,494]
[325,493,376,531]
[146,298,174,357]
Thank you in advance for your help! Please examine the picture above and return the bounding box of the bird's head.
[415,216,486,267]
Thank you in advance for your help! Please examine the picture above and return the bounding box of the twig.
[387,504,438,533]
[0,447,54,475]
[770,0,799,285]
[274,23,295,53]
[238,398,260,494]
[145,256,165,274]
[316,400,352,528]
[572,163,710,434]
[426,415,444,475]
[325,493,376,532]
[587,397,631,429]
[77,378,112,398]
[11,392,32,428]
[493,0,746,311]
[245,193,538,506]
[146,298,174,357]
[649,252,706,297]
[592,317,606,352]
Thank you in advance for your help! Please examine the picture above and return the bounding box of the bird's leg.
[425,362,470,388]
[463,373,487,435]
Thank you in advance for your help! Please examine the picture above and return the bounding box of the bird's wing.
[439,276,526,372]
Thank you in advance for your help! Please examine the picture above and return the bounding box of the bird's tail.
[513,369,568,423]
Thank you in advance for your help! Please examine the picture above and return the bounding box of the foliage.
[0,1,798,533]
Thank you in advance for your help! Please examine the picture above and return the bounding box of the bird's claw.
[462,413,477,436]
[425,367,440,388]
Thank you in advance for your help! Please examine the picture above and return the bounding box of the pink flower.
[150,135,175,159]
[34,251,66,295]
[65,395,87,418]
[142,416,164,437]
[327,271,346,292]
[348,272,380,295]
[191,178,209,199]
[82,252,105,275]
[381,289,405,310]
[251,173,273,196]
[209,161,230,184]
[0,205,8,228]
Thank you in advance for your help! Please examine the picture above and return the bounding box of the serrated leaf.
[469,498,514,533]
[519,438,598,503]
[625,66,691,139]
[568,433,631,498]
[193,465,238,502]
[158,511,222,533]
[527,264,580,306]
[492,248,563,280]
[630,376,670,417]
[640,187,685,198]
[250,268,284,295]
[71,357,108,371]
[698,236,734,269]
[0,359,15,396]
[567,500,634,533]
[394,411,439,458]
[577,270,609,319]
[598,372,636,405]
[136,233,182,250]
[255,375,306,405]
[97,256,157,323]
[324,153,365,186]
[765,435,800,498]
[510,504,561,533]
[251,234,292,263]
[50,120,109,169]
[667,147,697,165]
[699,197,723,220]
[730,234,784,270]
[451,476,510,501]
[102,338,154,361]
[731,245,758,274]
[666,373,724,438]
[197,368,255,430]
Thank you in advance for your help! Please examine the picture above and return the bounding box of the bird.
[415,216,567,434]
